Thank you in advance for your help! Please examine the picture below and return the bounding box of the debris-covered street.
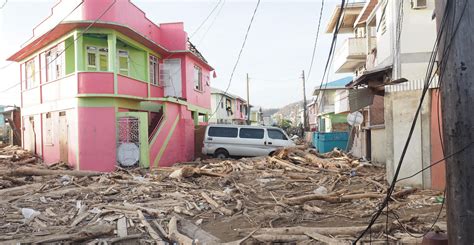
[0,144,445,244]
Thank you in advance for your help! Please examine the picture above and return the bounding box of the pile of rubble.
[0,144,445,244]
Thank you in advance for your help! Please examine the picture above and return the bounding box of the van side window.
[239,128,264,139]
[208,127,238,138]
[268,129,288,140]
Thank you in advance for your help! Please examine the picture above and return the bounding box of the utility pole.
[246,73,251,125]
[435,0,474,243]
[301,70,308,131]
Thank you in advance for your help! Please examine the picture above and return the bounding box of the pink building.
[7,0,214,171]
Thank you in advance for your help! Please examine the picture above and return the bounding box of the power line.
[306,0,325,81]
[353,0,468,242]
[311,0,347,114]
[189,0,223,39]
[0,0,7,9]
[0,82,20,93]
[0,1,85,71]
[197,0,226,46]
[208,0,261,120]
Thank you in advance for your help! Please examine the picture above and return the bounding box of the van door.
[237,128,269,156]
[266,128,292,151]
[206,126,239,155]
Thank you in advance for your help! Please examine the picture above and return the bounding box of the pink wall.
[78,107,116,171]
[78,72,114,94]
[81,0,186,51]
[42,108,78,167]
[430,89,445,190]
[183,55,211,110]
[149,102,196,167]
[117,75,148,98]
[150,85,164,98]
[157,105,194,167]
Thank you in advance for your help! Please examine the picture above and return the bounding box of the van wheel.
[269,151,276,156]
[214,149,229,159]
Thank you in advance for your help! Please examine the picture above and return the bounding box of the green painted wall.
[330,113,348,123]
[65,37,75,75]
[82,34,109,72]
[117,40,147,82]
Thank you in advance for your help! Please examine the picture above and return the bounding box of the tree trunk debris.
[0,144,445,244]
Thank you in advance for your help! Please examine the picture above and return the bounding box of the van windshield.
[208,127,238,138]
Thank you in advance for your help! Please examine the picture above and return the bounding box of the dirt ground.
[0,144,446,244]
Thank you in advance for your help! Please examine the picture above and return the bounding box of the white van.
[202,124,295,158]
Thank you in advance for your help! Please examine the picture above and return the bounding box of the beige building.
[328,0,441,188]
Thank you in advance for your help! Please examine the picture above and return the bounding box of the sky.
[0,0,351,108]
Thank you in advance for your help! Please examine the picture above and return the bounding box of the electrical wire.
[189,0,223,39]
[0,0,85,71]
[197,0,226,46]
[306,0,325,81]
[208,0,261,120]
[0,0,7,9]
[353,0,468,242]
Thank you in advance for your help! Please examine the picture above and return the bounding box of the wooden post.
[302,70,308,131]
[246,73,251,125]
[435,0,474,243]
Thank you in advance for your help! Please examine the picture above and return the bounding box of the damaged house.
[209,88,248,125]
[7,0,214,171]
[327,0,444,189]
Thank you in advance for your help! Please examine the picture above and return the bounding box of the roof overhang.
[354,0,378,28]
[346,66,407,96]
[7,21,213,70]
[326,2,366,33]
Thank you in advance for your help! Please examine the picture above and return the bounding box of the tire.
[214,149,229,159]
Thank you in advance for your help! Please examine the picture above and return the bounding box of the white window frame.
[45,45,65,82]
[118,50,129,76]
[149,55,159,86]
[193,65,202,91]
[25,59,36,89]
[86,46,109,72]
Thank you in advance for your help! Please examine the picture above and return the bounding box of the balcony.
[333,37,376,73]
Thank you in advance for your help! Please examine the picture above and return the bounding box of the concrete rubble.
[0,144,446,244]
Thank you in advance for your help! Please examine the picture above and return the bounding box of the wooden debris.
[0,144,444,243]
[137,210,164,243]
[201,192,234,216]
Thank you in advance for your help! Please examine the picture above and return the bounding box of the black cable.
[306,0,325,81]
[0,1,85,71]
[197,0,226,46]
[353,0,447,244]
[0,0,7,9]
[189,0,223,39]
[208,0,261,120]
[396,142,474,183]
[312,0,347,109]
[353,1,462,242]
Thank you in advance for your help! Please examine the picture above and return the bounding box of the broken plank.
[136,210,164,244]
[117,217,128,238]
[304,231,345,244]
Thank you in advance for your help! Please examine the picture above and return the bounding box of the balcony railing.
[333,37,376,73]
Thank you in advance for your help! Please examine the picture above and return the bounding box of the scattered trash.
[313,186,328,195]
[21,208,40,220]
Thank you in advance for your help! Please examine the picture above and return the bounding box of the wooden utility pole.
[435,0,474,243]
[246,73,251,125]
[301,70,308,131]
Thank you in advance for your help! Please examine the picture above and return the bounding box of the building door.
[28,116,36,154]
[59,112,68,163]
[116,112,149,168]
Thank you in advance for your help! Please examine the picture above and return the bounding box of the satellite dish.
[117,142,140,167]
[347,111,364,126]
